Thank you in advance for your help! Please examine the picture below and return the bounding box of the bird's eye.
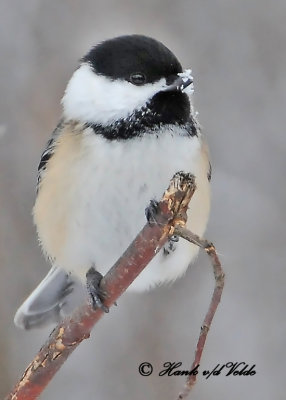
[129,73,146,86]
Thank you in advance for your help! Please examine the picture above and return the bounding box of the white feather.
[62,63,167,125]
[33,126,210,291]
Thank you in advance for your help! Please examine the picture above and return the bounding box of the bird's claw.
[86,267,109,313]
[145,199,160,225]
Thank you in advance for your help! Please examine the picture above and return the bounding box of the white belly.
[34,126,210,291]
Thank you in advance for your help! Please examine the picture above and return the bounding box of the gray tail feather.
[14,266,75,330]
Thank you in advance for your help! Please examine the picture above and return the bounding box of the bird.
[14,34,211,329]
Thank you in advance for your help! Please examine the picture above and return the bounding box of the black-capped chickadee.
[14,35,211,329]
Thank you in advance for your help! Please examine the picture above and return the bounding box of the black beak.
[164,72,193,92]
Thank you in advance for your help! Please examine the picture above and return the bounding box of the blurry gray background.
[1,1,285,399]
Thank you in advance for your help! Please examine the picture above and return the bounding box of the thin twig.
[5,172,196,400]
[174,226,224,400]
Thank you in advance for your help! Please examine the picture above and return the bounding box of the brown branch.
[5,172,196,400]
[174,226,225,400]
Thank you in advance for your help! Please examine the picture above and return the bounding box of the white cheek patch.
[62,63,166,125]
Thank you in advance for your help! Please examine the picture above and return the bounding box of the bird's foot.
[145,199,159,225]
[163,235,179,255]
[86,267,109,313]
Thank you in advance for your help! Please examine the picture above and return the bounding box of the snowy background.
[1,1,285,399]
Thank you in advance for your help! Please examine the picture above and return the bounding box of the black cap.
[82,35,183,84]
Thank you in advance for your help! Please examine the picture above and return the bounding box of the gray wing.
[14,266,71,329]
[36,119,64,192]
[14,266,86,329]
